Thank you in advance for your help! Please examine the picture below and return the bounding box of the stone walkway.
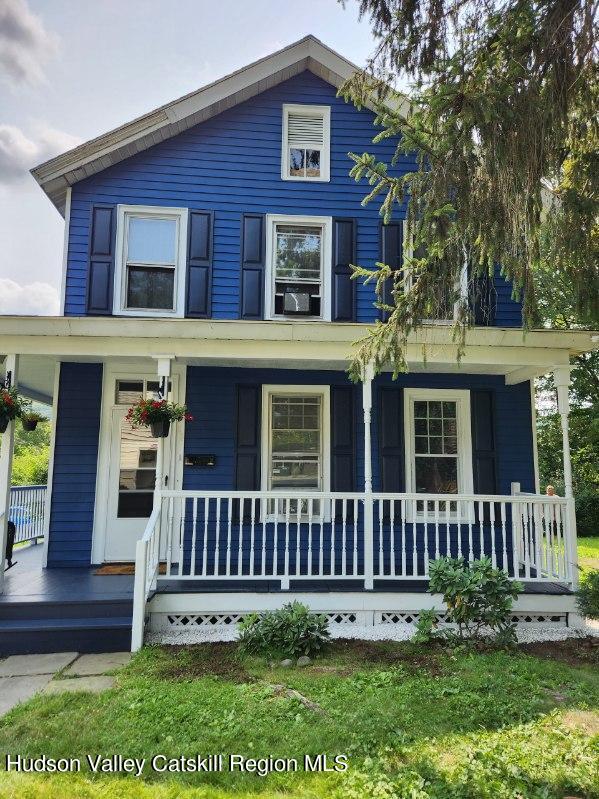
[0,651,131,717]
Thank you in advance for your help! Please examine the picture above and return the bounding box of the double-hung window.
[265,214,332,319]
[282,104,330,182]
[115,205,188,317]
[402,221,468,323]
[404,389,473,514]
[262,386,330,517]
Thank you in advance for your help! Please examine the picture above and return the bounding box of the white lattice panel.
[510,613,567,625]
[380,612,448,625]
[325,612,358,625]
[166,613,246,628]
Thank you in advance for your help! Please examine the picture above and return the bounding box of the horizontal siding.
[47,362,103,567]
[66,71,521,325]
[184,367,534,495]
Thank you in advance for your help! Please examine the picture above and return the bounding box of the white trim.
[260,384,331,497]
[113,205,188,318]
[402,220,468,324]
[91,360,186,564]
[41,362,61,568]
[264,214,332,321]
[59,188,71,315]
[148,590,577,616]
[530,378,540,493]
[403,387,474,507]
[281,104,330,182]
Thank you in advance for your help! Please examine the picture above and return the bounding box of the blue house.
[0,37,594,652]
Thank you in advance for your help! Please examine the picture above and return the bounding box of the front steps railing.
[131,489,576,650]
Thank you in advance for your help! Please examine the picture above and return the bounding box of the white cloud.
[0,278,59,315]
[0,0,58,85]
[0,123,81,183]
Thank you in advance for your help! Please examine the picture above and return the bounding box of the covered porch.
[0,317,593,649]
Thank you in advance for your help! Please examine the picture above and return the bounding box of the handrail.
[131,504,162,652]
[160,488,568,504]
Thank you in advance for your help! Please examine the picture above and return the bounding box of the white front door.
[102,376,179,562]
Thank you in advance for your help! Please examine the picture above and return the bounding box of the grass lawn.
[0,639,598,799]
[579,537,599,575]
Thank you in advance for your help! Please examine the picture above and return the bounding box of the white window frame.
[403,388,473,519]
[265,214,332,321]
[402,220,468,324]
[261,385,331,513]
[114,204,188,318]
[281,103,331,183]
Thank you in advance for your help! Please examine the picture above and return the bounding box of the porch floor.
[1,544,133,605]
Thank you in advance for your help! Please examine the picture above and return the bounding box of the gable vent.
[287,113,325,147]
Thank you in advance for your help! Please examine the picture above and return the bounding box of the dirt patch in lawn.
[519,637,599,668]
[325,639,444,676]
[155,643,252,682]
[560,709,599,735]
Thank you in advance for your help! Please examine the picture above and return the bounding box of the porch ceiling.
[1,317,597,393]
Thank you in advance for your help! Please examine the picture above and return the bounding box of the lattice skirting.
[149,609,567,632]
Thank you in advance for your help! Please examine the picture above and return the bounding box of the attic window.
[282,104,330,182]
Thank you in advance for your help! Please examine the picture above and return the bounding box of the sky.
[0,0,374,315]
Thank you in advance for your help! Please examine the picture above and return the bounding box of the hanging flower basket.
[126,398,193,438]
[150,419,170,438]
[21,412,44,432]
[0,386,28,432]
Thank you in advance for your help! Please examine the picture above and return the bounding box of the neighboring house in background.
[0,36,596,653]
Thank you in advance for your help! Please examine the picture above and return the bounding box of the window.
[282,104,330,182]
[114,205,188,317]
[265,215,332,320]
[262,386,330,516]
[402,221,468,323]
[117,422,158,518]
[404,389,473,507]
[115,379,172,405]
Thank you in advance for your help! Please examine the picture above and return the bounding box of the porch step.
[0,600,133,656]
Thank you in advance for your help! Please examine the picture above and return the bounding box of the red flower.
[184,413,194,422]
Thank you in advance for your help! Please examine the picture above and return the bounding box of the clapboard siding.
[183,367,534,496]
[65,71,522,325]
[47,363,103,567]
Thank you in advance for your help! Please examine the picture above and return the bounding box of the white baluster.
[378,499,384,577]
[489,501,496,568]
[250,497,256,577]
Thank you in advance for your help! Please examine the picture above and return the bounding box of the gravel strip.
[147,619,598,646]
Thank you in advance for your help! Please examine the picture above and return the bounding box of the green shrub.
[413,609,439,643]
[576,570,599,619]
[575,492,599,537]
[425,557,522,644]
[238,601,330,658]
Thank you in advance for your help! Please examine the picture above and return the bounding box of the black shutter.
[186,210,213,318]
[240,214,265,319]
[379,387,404,492]
[235,385,261,490]
[471,390,497,493]
[380,222,403,321]
[472,270,497,326]
[332,218,356,322]
[86,205,116,315]
[331,386,355,491]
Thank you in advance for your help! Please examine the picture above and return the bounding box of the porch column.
[554,366,578,588]
[0,355,19,594]
[362,362,374,589]
[153,356,173,504]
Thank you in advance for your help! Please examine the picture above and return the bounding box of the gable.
[32,36,391,215]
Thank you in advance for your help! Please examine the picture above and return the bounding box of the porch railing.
[131,489,575,650]
[9,484,47,544]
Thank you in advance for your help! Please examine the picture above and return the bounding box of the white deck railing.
[9,485,47,544]
[131,488,576,650]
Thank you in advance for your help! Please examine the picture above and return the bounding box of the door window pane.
[117,420,158,518]
[126,266,174,310]
[127,217,176,264]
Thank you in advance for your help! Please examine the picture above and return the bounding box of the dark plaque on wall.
[184,454,216,468]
